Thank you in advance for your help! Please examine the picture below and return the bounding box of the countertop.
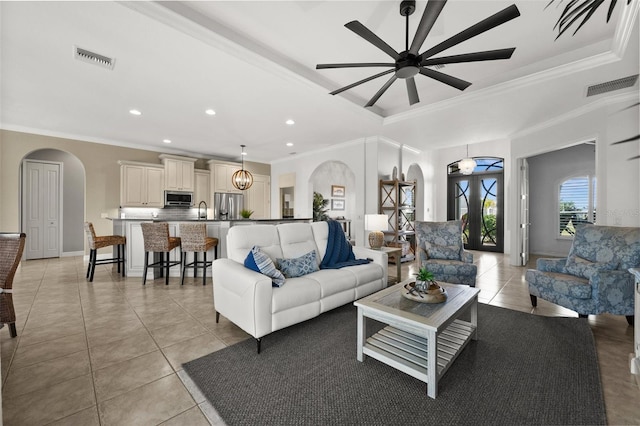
[109,217,312,222]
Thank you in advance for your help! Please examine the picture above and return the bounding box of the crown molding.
[612,0,640,57]
[0,124,212,159]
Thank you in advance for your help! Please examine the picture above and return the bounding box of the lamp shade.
[365,214,388,231]
[458,157,477,175]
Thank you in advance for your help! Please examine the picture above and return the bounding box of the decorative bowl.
[403,280,447,304]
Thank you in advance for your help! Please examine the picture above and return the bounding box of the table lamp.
[365,214,388,250]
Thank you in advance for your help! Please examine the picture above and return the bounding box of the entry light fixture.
[231,145,254,191]
[458,145,477,175]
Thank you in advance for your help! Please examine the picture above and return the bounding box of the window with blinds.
[559,176,596,237]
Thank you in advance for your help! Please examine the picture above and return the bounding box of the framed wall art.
[331,199,345,210]
[331,185,345,198]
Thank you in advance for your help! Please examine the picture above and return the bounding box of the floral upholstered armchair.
[526,224,640,324]
[415,220,477,287]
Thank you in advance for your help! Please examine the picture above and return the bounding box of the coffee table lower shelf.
[363,320,475,390]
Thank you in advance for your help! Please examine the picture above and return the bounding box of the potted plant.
[312,192,329,222]
[415,266,435,292]
[240,209,254,219]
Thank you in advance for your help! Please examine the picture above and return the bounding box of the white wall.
[527,143,596,257]
[510,99,640,265]
[271,139,370,245]
[271,136,431,246]
[432,139,512,254]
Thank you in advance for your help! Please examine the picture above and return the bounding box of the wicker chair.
[0,233,26,338]
[179,223,218,286]
[84,222,126,282]
[141,222,182,285]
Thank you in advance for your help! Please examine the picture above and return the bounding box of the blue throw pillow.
[277,251,319,278]
[244,246,285,287]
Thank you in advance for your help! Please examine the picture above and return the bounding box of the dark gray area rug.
[183,303,605,425]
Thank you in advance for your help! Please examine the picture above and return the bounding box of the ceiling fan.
[316,0,521,108]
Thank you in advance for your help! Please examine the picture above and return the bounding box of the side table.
[378,246,402,284]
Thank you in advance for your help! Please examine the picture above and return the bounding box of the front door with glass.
[447,158,504,253]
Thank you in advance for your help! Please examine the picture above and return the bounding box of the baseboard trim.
[61,251,84,258]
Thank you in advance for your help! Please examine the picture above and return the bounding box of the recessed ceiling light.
[205,109,216,115]
[241,151,248,156]
[286,142,294,147]
[129,109,142,116]
[163,139,171,144]
[285,119,295,125]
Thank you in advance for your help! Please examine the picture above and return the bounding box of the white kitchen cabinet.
[194,169,211,209]
[160,154,196,191]
[244,174,270,219]
[119,161,164,207]
[208,160,242,194]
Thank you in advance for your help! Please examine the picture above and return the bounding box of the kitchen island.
[111,218,311,278]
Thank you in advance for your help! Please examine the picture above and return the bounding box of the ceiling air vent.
[74,46,115,70]
[586,75,638,97]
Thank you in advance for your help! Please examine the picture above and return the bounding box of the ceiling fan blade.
[330,69,395,96]
[421,47,516,66]
[409,0,448,56]
[420,4,520,60]
[316,63,395,69]
[419,67,471,91]
[365,75,398,107]
[345,20,400,60]
[406,77,420,105]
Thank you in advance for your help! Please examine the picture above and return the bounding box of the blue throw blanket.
[320,220,371,269]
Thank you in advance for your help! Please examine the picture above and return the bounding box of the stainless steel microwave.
[164,191,193,207]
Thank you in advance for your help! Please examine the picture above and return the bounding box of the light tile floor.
[1,252,638,425]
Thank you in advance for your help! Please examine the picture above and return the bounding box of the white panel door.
[519,158,530,266]
[23,161,60,259]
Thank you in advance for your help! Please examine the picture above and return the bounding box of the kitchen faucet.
[198,200,207,220]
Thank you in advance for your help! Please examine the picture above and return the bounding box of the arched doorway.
[309,161,356,240]
[447,157,504,253]
[21,149,86,259]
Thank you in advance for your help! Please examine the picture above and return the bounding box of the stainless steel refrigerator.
[213,192,244,220]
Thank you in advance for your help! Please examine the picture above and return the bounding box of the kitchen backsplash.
[118,207,211,220]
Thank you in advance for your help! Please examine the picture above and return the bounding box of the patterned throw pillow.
[426,242,460,260]
[564,255,618,280]
[244,246,286,287]
[277,251,319,278]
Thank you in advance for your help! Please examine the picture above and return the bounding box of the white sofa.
[212,221,387,352]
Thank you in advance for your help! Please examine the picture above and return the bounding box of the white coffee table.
[354,279,480,398]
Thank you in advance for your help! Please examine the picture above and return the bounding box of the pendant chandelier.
[458,145,477,175]
[231,145,254,191]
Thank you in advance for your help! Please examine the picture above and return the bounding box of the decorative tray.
[402,281,447,304]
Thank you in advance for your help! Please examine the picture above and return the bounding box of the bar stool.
[84,222,126,282]
[179,223,218,286]
[141,222,182,285]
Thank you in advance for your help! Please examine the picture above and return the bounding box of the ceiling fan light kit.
[317,0,520,108]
